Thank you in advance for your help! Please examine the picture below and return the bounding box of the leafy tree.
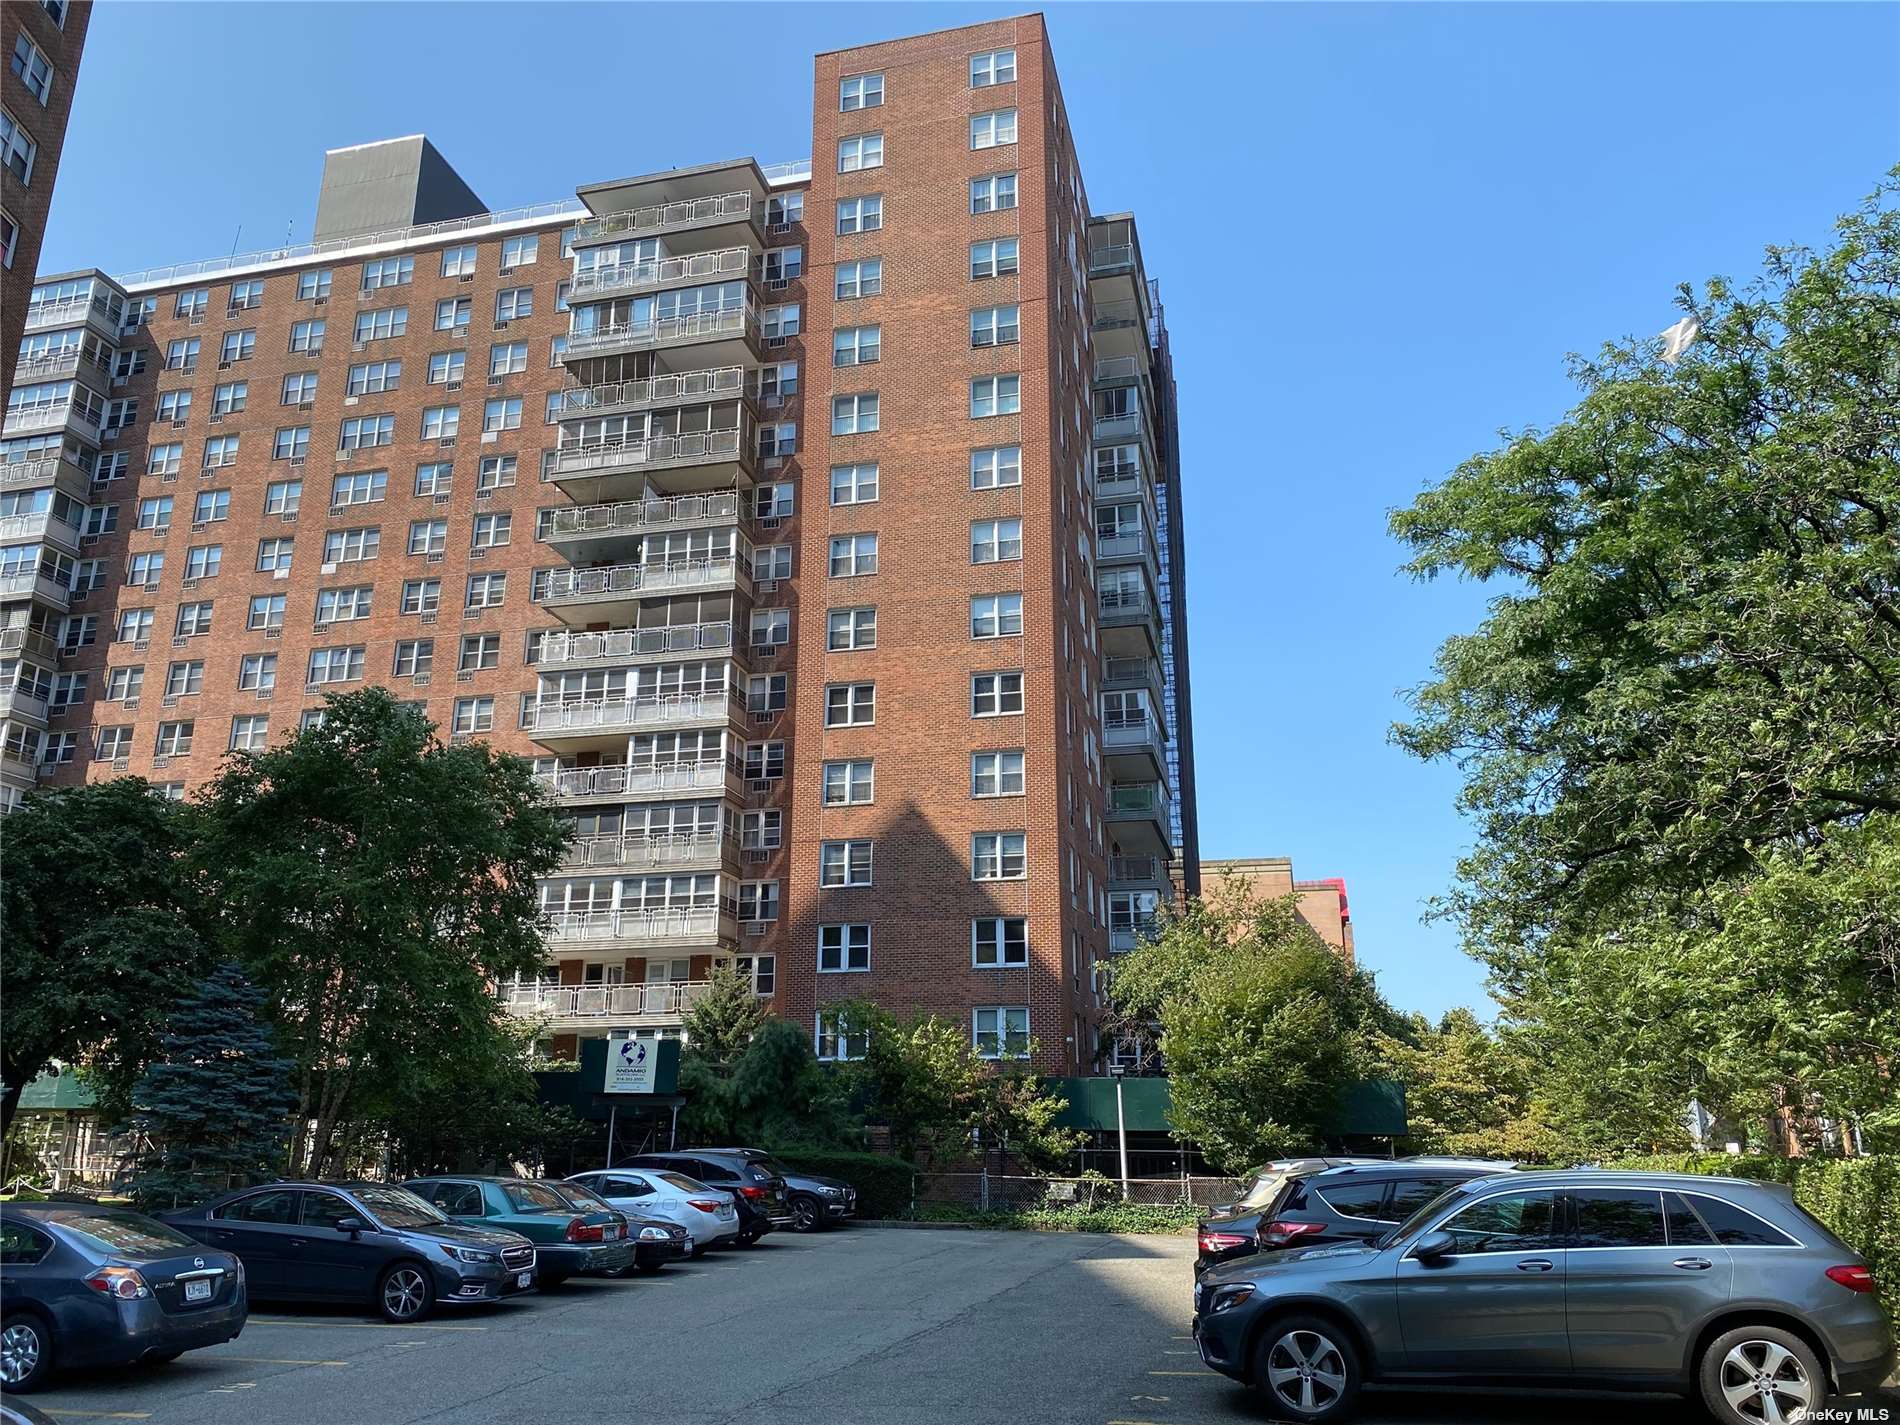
[126,964,296,1208]
[0,780,211,1133]
[191,689,567,1177]
[1391,175,1900,1147]
[1374,1009,1567,1162]
[678,1012,857,1149]
[1107,881,1400,1173]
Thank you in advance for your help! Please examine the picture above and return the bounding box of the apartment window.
[839,72,883,110]
[199,436,238,471]
[747,673,787,714]
[972,749,1026,797]
[174,601,214,638]
[117,607,155,643]
[230,715,270,753]
[210,381,248,416]
[105,666,142,702]
[482,397,522,432]
[738,882,780,923]
[415,462,453,496]
[164,661,204,697]
[970,173,1018,214]
[825,682,874,727]
[971,445,1022,489]
[758,422,796,458]
[429,351,465,385]
[290,319,325,353]
[501,233,538,268]
[837,133,883,172]
[970,374,1021,418]
[972,670,1024,716]
[452,697,495,735]
[330,469,388,506]
[744,741,785,780]
[297,269,331,301]
[229,279,264,312]
[971,109,1018,149]
[974,1007,1030,1059]
[263,479,301,515]
[970,48,1017,87]
[323,527,379,563]
[361,255,413,291]
[973,917,1028,967]
[836,196,882,235]
[972,593,1024,639]
[829,463,878,506]
[766,191,803,227]
[762,303,801,340]
[307,646,366,685]
[273,426,310,461]
[173,288,208,320]
[435,297,472,331]
[971,305,1020,348]
[154,721,195,757]
[166,338,199,372]
[299,709,329,732]
[238,653,277,691]
[392,639,432,677]
[353,307,407,341]
[741,809,783,850]
[0,111,34,184]
[420,405,459,440]
[832,325,880,367]
[400,579,440,615]
[10,35,53,103]
[338,414,394,450]
[815,1010,867,1063]
[495,287,533,322]
[973,832,1027,880]
[466,572,507,609]
[820,840,873,888]
[156,390,191,424]
[135,496,171,532]
[818,923,871,972]
[96,725,134,760]
[834,258,882,300]
[127,551,163,585]
[822,759,873,806]
[972,518,1024,564]
[256,537,294,573]
[0,208,13,268]
[826,606,876,651]
[347,360,401,396]
[749,608,790,648]
[282,371,318,404]
[831,393,878,435]
[247,594,286,630]
[762,246,802,283]
[829,533,878,577]
[754,482,793,520]
[315,586,373,623]
[440,245,477,278]
[147,443,182,476]
[971,238,1020,279]
[489,342,528,377]
[218,330,255,364]
[477,455,517,490]
[183,545,222,580]
[753,545,791,581]
[471,512,511,549]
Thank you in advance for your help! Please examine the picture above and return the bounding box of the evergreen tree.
[127,964,296,1209]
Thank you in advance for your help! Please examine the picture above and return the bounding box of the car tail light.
[85,1266,150,1300]
[687,1198,724,1212]
[1197,1231,1251,1254]
[737,1185,765,1201]
[564,1218,605,1243]
[1260,1220,1327,1248]
[1826,1264,1876,1293]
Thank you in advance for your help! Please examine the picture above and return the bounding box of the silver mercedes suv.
[1191,1169,1891,1423]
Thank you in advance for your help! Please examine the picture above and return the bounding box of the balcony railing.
[1104,710,1165,749]
[1088,244,1135,275]
[501,979,712,1023]
[538,622,734,667]
[1109,920,1160,953]
[552,427,744,479]
[0,627,58,660]
[3,404,104,443]
[1110,855,1167,883]
[0,459,68,490]
[533,758,733,801]
[523,689,736,735]
[0,511,79,544]
[1098,586,1155,621]
[1104,657,1160,686]
[1110,782,1166,815]
[570,245,752,299]
[0,679,51,722]
[14,351,97,381]
[561,829,726,871]
[542,491,741,540]
[535,557,742,606]
[542,906,722,944]
[569,191,755,246]
[559,366,747,417]
[0,572,71,606]
[1093,298,1144,329]
[23,295,117,333]
[564,304,757,359]
[1093,410,1145,443]
[1097,529,1150,561]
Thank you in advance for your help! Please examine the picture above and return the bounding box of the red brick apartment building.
[0,13,1198,1075]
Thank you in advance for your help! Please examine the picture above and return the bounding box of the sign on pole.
[604,1036,657,1095]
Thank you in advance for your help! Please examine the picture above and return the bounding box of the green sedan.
[404,1176,634,1286]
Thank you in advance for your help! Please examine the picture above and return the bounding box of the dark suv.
[706,1149,858,1232]
[618,1151,795,1244]
[1192,1170,1893,1424]
[1197,1159,1512,1276]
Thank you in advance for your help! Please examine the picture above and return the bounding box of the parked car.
[617,1151,795,1244]
[1204,1158,1379,1220]
[160,1182,535,1324]
[1198,1159,1379,1274]
[565,1168,742,1255]
[542,1179,688,1274]
[1,1203,247,1392]
[1191,1169,1893,1425]
[706,1149,858,1232]
[403,1176,633,1286]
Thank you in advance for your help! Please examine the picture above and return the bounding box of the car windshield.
[353,1186,447,1228]
[48,1210,197,1256]
[745,1156,791,1177]
[1373,1183,1468,1249]
[1236,1171,1292,1210]
[554,1182,613,1211]
[658,1172,712,1194]
[504,1181,573,1214]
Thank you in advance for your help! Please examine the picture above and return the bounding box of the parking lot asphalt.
[25,1227,1900,1425]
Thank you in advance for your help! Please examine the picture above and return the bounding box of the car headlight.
[823,1186,846,1198]
[1209,1284,1255,1314]
[638,1226,670,1242]
[440,1244,499,1264]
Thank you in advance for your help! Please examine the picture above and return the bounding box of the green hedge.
[906,1201,1199,1234]
[773,1150,916,1220]
[1611,1153,1899,1315]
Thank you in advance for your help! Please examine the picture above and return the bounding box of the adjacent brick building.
[1,13,1197,1075]
[1199,857,1357,965]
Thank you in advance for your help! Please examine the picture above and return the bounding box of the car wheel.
[376,1262,433,1324]
[1,1313,52,1392]
[1251,1314,1360,1422]
[790,1196,821,1233]
[1699,1325,1824,1425]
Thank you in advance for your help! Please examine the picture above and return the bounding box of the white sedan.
[566,1169,742,1254]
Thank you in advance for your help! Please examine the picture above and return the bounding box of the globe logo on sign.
[619,1039,647,1069]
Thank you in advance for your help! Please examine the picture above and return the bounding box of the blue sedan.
[0,1202,246,1391]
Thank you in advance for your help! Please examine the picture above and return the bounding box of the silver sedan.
[565,1170,742,1254]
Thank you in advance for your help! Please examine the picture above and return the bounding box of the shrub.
[904,1200,1197,1234]
[774,1149,916,1220]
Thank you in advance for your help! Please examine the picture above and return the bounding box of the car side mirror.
[334,1216,366,1236]
[1412,1230,1455,1263]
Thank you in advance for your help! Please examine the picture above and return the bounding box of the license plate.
[604,1225,619,1240]
[683,1236,693,1251]
[517,1271,532,1289]
[184,1278,212,1303]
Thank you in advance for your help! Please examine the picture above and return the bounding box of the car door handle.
[1515,1258,1556,1272]
[1672,1257,1714,1271]
[287,1238,308,1250]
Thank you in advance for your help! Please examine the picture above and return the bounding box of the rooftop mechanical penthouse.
[0,13,1197,1076]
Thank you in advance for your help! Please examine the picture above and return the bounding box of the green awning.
[15,1072,98,1112]
[1045,1077,1408,1138]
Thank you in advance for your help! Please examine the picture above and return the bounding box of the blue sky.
[41,3,1899,1019]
